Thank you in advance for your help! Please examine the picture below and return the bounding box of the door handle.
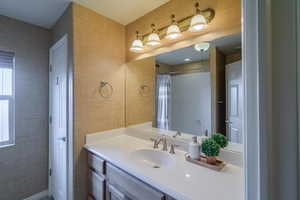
[58,137,67,142]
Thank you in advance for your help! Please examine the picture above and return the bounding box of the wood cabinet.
[87,152,176,200]
[106,183,131,200]
[106,163,164,200]
[89,170,105,200]
[88,153,105,174]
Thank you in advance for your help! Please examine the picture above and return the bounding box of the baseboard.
[23,190,48,200]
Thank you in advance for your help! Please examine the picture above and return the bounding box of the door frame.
[243,0,267,199]
[298,0,300,197]
[49,34,73,200]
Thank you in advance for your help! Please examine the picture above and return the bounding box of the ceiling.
[0,0,71,29]
[73,0,170,25]
[0,0,170,29]
[156,33,242,66]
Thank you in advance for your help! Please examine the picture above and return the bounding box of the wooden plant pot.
[206,156,217,165]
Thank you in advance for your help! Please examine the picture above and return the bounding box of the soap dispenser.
[189,136,200,159]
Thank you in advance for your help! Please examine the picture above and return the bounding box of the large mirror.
[125,33,242,144]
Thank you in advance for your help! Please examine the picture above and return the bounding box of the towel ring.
[99,81,113,98]
[139,85,150,97]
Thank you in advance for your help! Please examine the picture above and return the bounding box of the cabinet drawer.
[89,170,105,200]
[106,163,164,200]
[88,153,105,175]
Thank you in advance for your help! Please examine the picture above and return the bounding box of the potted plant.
[201,138,220,165]
[211,133,228,148]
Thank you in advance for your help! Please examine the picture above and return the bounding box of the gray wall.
[270,0,298,199]
[52,4,73,44]
[0,15,51,200]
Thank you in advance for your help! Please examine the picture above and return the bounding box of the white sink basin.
[130,149,175,168]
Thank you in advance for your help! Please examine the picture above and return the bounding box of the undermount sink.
[130,149,175,168]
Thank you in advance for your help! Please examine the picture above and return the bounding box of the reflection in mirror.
[154,33,242,144]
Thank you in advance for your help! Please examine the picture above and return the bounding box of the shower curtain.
[156,74,171,130]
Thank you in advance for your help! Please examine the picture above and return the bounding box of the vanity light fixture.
[194,42,210,52]
[129,4,215,54]
[146,24,161,46]
[130,31,144,52]
[189,2,207,32]
[166,14,182,40]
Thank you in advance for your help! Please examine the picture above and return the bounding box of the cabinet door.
[166,196,176,200]
[106,163,165,200]
[107,184,131,200]
[89,169,105,200]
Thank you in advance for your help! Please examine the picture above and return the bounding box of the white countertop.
[85,134,244,200]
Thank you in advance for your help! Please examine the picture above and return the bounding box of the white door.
[49,35,68,200]
[226,60,243,144]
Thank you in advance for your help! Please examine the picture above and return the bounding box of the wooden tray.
[185,154,226,171]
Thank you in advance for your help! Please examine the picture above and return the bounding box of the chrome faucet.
[160,136,168,151]
[173,130,182,138]
[169,144,179,154]
[150,136,168,151]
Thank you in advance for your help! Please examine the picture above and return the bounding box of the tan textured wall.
[125,0,241,61]
[72,3,125,199]
[125,57,156,126]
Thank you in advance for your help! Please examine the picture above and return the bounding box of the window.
[0,50,14,147]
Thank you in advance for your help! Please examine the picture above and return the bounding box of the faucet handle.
[150,138,159,149]
[169,144,180,154]
[161,136,168,151]
[173,130,182,138]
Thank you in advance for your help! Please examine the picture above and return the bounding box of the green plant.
[201,138,220,157]
[211,133,228,148]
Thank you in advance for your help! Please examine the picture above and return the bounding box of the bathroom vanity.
[87,152,174,200]
[85,127,243,200]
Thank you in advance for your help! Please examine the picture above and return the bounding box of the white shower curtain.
[156,75,171,130]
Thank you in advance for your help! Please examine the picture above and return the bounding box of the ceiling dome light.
[189,3,207,32]
[130,31,144,53]
[166,14,182,40]
[146,24,161,46]
[194,42,210,52]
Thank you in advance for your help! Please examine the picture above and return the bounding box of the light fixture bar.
[141,8,215,43]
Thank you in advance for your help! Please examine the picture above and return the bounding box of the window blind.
[0,50,14,69]
[0,50,14,145]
